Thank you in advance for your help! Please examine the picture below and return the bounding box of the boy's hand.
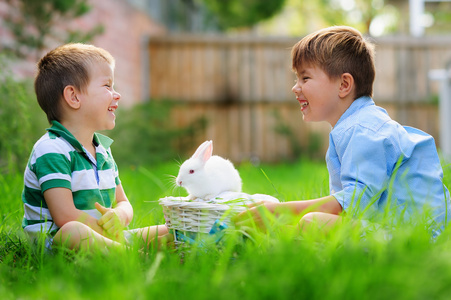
[95,202,125,241]
[232,201,279,231]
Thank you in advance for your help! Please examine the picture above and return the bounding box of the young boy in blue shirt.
[234,26,450,237]
[22,43,168,251]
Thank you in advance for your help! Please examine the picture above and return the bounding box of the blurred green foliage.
[0,57,48,174]
[201,0,286,29]
[272,110,324,160]
[2,0,103,58]
[108,100,207,168]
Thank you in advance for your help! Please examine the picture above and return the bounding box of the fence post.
[429,67,451,160]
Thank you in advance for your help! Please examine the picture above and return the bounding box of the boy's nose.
[292,83,301,94]
[113,91,121,101]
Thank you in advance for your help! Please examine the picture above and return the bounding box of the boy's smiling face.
[292,64,349,127]
[78,61,121,132]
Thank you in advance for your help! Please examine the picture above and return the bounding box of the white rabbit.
[176,140,242,200]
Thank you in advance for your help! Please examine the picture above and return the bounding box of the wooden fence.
[147,35,451,162]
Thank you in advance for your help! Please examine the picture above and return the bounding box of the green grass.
[2,159,451,299]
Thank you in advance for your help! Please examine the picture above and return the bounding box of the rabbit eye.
[189,169,194,174]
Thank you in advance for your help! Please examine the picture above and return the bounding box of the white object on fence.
[429,68,451,160]
[410,0,425,37]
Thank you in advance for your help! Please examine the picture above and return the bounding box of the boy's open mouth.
[108,105,118,112]
[299,100,309,109]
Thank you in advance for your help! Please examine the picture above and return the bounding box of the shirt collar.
[47,120,114,152]
[334,96,374,128]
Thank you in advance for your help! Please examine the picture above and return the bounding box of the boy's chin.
[103,122,116,131]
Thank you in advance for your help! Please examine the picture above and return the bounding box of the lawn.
[2,159,451,300]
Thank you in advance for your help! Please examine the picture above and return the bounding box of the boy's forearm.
[113,184,133,226]
[44,188,121,236]
[275,195,342,216]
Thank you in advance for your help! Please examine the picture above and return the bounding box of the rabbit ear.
[192,141,210,158]
[192,140,213,162]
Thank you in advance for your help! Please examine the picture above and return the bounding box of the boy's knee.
[59,221,89,234]
[54,221,91,246]
[299,212,319,226]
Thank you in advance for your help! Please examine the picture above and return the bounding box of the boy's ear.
[63,85,81,109]
[338,73,354,98]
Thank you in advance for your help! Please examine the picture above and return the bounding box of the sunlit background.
[2,0,451,169]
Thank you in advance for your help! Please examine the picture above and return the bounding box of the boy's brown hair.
[35,43,115,123]
[291,26,375,99]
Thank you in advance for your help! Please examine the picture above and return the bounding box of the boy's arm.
[44,187,105,235]
[274,195,342,215]
[234,195,342,229]
[95,184,133,239]
[46,185,134,240]
[113,184,133,226]
[96,184,133,224]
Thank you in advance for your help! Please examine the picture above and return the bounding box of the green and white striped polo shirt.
[22,121,120,240]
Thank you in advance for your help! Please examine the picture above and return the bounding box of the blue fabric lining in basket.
[174,219,229,245]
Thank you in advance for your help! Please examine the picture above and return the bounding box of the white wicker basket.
[159,192,279,245]
[159,196,246,233]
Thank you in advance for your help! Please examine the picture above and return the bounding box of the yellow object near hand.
[95,202,124,241]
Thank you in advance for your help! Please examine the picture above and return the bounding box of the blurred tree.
[2,0,104,59]
[129,0,285,32]
[424,1,451,35]
[256,0,400,36]
[0,56,47,173]
[200,0,287,29]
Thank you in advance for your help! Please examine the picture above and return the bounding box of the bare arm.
[273,195,342,215]
[45,184,134,239]
[233,195,342,229]
[44,187,105,235]
[112,184,133,227]
[94,184,134,239]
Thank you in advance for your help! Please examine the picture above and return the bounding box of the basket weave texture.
[159,192,279,235]
[159,197,246,234]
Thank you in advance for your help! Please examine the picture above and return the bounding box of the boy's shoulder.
[335,99,393,135]
[335,101,435,152]
[354,104,393,131]
[31,130,75,161]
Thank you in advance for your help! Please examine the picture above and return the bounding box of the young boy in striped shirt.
[22,43,168,251]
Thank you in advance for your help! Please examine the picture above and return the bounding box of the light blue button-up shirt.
[327,96,450,232]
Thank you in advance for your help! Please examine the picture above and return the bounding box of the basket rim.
[159,196,248,212]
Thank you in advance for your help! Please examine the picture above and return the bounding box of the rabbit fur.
[176,140,242,200]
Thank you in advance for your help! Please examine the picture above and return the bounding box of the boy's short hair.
[35,43,115,123]
[291,26,375,99]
